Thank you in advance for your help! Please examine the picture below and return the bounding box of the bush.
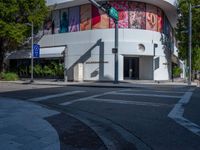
[0,72,19,81]
[173,66,182,77]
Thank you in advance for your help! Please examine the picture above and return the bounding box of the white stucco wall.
[39,29,172,81]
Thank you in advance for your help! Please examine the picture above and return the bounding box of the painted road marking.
[112,92,181,99]
[61,89,181,106]
[67,109,151,150]
[120,89,185,94]
[90,98,172,107]
[60,91,117,106]
[168,89,200,136]
[28,91,85,102]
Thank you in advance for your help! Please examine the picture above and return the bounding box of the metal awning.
[7,46,66,59]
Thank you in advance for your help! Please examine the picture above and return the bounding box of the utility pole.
[31,22,34,82]
[188,3,192,85]
[114,20,119,84]
[188,4,200,85]
[88,0,119,84]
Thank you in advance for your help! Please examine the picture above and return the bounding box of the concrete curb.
[0,80,197,89]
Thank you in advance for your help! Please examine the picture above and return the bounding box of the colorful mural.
[92,5,109,29]
[44,19,52,35]
[60,9,68,33]
[69,7,80,32]
[52,10,60,34]
[157,8,163,32]
[80,4,92,31]
[44,1,171,35]
[110,1,129,28]
[146,4,158,31]
[129,2,146,29]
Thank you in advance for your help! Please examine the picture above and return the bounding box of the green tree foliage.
[176,0,200,71]
[0,0,48,71]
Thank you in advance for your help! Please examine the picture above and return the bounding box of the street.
[0,82,200,150]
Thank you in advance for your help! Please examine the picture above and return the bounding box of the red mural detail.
[80,4,91,31]
[129,2,146,29]
[157,8,163,32]
[146,4,158,31]
[109,1,129,28]
[92,5,109,29]
[92,6,100,26]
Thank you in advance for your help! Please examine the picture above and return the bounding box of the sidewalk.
[0,78,197,88]
[0,97,106,150]
[0,97,60,150]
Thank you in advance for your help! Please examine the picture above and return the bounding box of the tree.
[0,0,48,72]
[176,0,200,71]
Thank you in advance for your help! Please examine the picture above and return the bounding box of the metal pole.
[31,22,34,82]
[188,3,192,85]
[114,21,119,84]
[64,46,68,82]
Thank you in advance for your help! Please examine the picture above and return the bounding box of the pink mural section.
[157,8,163,32]
[69,7,80,32]
[146,4,158,31]
[44,1,169,35]
[109,1,129,28]
[129,2,146,29]
[80,4,91,31]
[92,5,109,29]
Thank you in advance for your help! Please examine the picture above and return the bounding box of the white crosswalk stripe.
[111,92,181,98]
[28,91,85,102]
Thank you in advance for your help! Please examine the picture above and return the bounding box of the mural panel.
[129,2,146,29]
[110,1,129,28]
[69,7,80,32]
[80,4,92,31]
[146,4,158,31]
[92,5,109,29]
[52,10,60,34]
[60,9,68,33]
[157,8,163,32]
[44,18,52,35]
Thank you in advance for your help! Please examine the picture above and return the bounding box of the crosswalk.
[27,87,200,137]
[28,88,184,107]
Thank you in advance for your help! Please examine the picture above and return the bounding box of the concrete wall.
[39,29,172,81]
[139,56,153,80]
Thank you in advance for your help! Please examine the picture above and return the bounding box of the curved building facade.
[39,0,178,81]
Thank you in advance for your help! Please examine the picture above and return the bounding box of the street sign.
[108,7,118,21]
[33,44,40,58]
[112,48,118,53]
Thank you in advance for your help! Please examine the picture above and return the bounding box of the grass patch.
[0,72,19,81]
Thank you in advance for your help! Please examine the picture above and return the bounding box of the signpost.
[33,44,40,58]
[108,7,118,21]
[88,0,119,84]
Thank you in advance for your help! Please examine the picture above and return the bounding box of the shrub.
[173,66,182,77]
[0,72,19,81]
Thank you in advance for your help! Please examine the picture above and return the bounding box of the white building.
[11,0,182,81]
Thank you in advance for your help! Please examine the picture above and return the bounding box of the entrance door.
[124,57,139,79]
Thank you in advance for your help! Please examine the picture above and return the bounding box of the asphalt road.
[0,83,199,150]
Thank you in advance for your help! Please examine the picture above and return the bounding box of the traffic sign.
[108,7,118,21]
[33,44,40,58]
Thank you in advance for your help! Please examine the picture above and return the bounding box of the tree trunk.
[0,40,5,72]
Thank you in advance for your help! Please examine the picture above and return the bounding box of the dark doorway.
[124,57,139,79]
